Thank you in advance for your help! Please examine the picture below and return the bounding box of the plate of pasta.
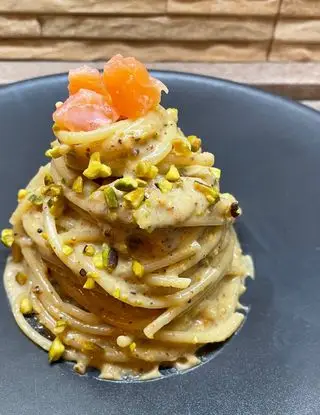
[0,56,319,415]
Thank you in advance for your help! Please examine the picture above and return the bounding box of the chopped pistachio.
[55,101,63,108]
[136,178,147,187]
[135,161,149,177]
[194,181,220,205]
[99,164,112,177]
[135,161,158,180]
[165,165,180,182]
[17,189,27,201]
[114,177,138,192]
[62,244,73,256]
[54,319,67,335]
[148,165,158,179]
[48,337,65,363]
[210,167,221,179]
[20,296,33,315]
[156,179,173,194]
[103,186,118,209]
[124,188,145,209]
[132,260,144,278]
[206,191,220,205]
[83,152,111,180]
[91,152,100,162]
[45,149,56,158]
[48,196,64,217]
[1,228,14,247]
[102,245,118,273]
[113,288,121,299]
[45,146,65,159]
[83,161,100,179]
[82,272,98,289]
[187,135,202,152]
[41,232,48,241]
[44,173,54,186]
[28,194,43,206]
[72,176,83,194]
[83,277,95,289]
[172,138,191,155]
[129,342,137,353]
[15,272,28,286]
[93,252,104,269]
[101,244,110,267]
[46,144,70,159]
[43,184,63,197]
[83,244,95,257]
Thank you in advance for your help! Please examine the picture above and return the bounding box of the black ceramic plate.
[0,71,320,415]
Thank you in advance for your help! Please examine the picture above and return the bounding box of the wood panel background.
[0,0,319,62]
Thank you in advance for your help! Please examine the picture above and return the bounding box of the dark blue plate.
[1,72,320,415]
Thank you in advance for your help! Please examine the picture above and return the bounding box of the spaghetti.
[2,56,253,380]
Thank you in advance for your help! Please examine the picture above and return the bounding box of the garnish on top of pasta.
[1,55,253,380]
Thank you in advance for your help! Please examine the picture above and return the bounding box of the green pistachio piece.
[165,165,180,182]
[156,179,173,193]
[172,138,191,155]
[72,176,83,193]
[1,228,14,247]
[194,181,220,205]
[132,260,144,278]
[114,177,138,192]
[124,188,145,209]
[135,161,158,179]
[48,337,65,363]
[83,152,112,179]
[104,186,118,208]
[187,135,202,152]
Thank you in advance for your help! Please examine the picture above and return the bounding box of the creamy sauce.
[3,103,253,381]
[4,255,250,381]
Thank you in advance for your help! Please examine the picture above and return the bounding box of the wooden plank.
[1,62,320,101]
[168,0,280,16]
[41,16,273,42]
[0,0,166,14]
[275,19,320,43]
[281,0,320,17]
[270,44,320,62]
[0,16,40,37]
[0,40,268,62]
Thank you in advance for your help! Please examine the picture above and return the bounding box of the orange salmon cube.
[53,89,119,132]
